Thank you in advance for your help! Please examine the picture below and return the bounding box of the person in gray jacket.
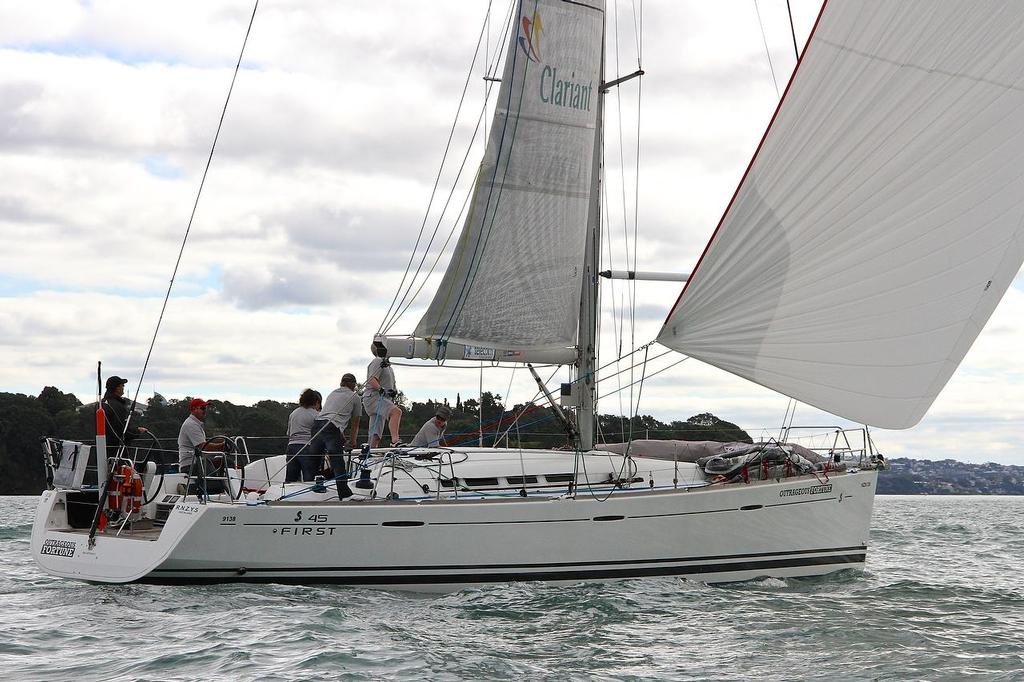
[285,388,322,483]
[411,405,452,449]
[308,374,362,499]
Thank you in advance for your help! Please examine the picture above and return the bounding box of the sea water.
[1,495,1022,681]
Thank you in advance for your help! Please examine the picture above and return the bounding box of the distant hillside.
[878,457,1024,495]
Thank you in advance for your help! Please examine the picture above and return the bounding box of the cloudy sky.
[2,1,1022,465]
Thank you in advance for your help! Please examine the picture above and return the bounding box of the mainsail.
[658,0,1024,429]
[413,0,605,355]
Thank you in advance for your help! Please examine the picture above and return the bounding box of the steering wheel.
[135,431,167,506]
[205,435,245,500]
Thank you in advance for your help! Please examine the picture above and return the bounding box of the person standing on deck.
[410,405,451,449]
[362,341,404,447]
[285,388,322,483]
[308,374,362,500]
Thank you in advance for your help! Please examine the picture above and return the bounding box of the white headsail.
[413,0,605,356]
[658,1,1024,429]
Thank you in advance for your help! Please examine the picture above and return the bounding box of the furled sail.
[658,1,1024,429]
[413,0,604,355]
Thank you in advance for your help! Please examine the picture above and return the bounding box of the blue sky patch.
[142,155,185,180]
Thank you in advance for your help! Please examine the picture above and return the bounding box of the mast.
[576,12,607,452]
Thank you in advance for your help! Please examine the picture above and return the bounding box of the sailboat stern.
[31,488,208,583]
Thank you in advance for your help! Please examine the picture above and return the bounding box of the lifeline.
[540,66,593,111]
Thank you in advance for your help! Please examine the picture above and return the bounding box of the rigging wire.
[594,348,674,387]
[601,183,627,439]
[381,1,516,335]
[778,398,795,442]
[577,344,651,503]
[490,365,562,446]
[379,0,498,333]
[495,364,519,446]
[124,0,258,433]
[627,344,652,450]
[753,0,781,99]
[629,0,644,421]
[608,0,647,437]
[429,7,533,346]
[613,0,633,343]
[601,356,688,399]
[385,163,477,332]
[785,0,800,61]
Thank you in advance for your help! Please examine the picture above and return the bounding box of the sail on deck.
[413,0,604,355]
[658,1,1024,429]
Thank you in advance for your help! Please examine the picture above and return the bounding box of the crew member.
[363,341,403,448]
[101,376,148,461]
[177,398,223,476]
[285,388,322,483]
[309,374,362,500]
[410,405,451,449]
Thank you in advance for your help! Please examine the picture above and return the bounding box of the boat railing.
[41,436,175,491]
[778,426,880,468]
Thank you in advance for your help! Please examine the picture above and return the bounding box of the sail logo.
[518,10,542,62]
[519,8,593,112]
[540,66,593,112]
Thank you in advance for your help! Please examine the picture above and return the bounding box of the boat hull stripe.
[151,544,866,572]
[142,552,866,584]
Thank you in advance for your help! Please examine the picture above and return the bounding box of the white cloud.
[2,1,1023,466]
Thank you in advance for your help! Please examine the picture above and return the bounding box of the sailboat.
[32,0,1024,589]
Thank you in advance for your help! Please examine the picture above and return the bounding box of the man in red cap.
[177,398,222,474]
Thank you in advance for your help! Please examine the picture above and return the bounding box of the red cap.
[189,398,209,410]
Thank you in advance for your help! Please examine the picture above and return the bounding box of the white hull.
[32,453,877,591]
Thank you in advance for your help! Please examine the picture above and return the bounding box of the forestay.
[659,1,1024,429]
[414,0,604,354]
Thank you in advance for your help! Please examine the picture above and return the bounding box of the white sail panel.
[658,1,1024,429]
[415,0,604,352]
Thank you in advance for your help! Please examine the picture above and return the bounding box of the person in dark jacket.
[101,376,148,461]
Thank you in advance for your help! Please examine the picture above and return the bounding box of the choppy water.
[2,495,1022,681]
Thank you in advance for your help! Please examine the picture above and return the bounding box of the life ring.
[107,464,142,516]
[130,475,143,515]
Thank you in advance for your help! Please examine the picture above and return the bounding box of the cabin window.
[544,473,576,483]
[462,477,500,487]
[506,475,538,485]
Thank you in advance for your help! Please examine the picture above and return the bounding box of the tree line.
[0,386,751,494]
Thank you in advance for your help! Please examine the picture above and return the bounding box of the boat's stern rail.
[38,437,181,535]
